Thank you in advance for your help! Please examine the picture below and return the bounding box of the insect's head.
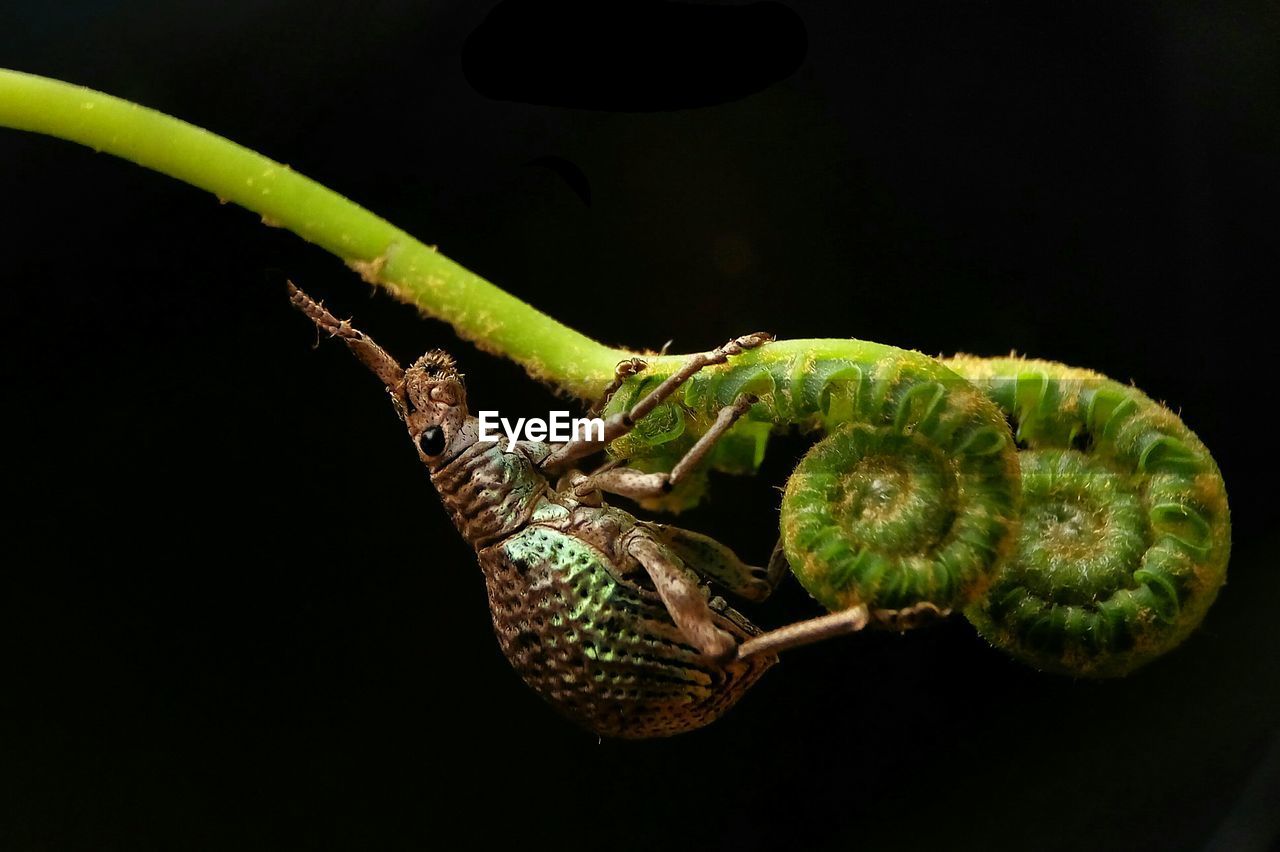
[399,349,469,467]
[287,282,471,469]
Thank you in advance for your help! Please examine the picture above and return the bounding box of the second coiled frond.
[946,356,1231,677]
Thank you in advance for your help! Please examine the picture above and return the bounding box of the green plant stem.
[0,69,624,397]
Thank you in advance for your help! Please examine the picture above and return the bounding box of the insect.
[288,283,873,738]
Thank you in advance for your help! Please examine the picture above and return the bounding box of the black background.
[2,3,1279,850]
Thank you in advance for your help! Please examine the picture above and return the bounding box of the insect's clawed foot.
[727,331,774,355]
[288,281,344,336]
[614,357,648,380]
[286,281,407,389]
[594,357,649,414]
[736,568,776,604]
[704,332,773,366]
[870,602,950,631]
[702,626,740,666]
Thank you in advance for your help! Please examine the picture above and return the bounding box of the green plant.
[0,69,1230,676]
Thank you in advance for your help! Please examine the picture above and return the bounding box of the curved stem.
[0,69,623,397]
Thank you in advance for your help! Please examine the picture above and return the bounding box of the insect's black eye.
[417,426,446,458]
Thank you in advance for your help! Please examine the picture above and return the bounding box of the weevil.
[288,283,868,738]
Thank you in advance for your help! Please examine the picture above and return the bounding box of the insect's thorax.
[429,427,557,548]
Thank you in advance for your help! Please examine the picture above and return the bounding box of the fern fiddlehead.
[605,349,1230,673]
[604,339,1023,620]
[944,356,1231,676]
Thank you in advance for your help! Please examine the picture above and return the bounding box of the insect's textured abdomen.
[481,524,773,738]
[946,356,1231,677]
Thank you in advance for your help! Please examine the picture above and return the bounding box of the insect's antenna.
[287,281,405,390]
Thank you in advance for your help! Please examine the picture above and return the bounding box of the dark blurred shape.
[462,0,807,110]
[1202,730,1280,852]
[526,155,592,205]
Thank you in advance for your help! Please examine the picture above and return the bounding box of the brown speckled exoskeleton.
[288,283,869,738]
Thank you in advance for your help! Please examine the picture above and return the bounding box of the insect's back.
[480,523,774,738]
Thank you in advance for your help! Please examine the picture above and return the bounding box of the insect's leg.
[736,606,870,660]
[572,393,756,499]
[626,533,737,660]
[541,331,771,472]
[588,357,648,416]
[642,523,776,602]
[288,282,406,394]
[765,538,792,594]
